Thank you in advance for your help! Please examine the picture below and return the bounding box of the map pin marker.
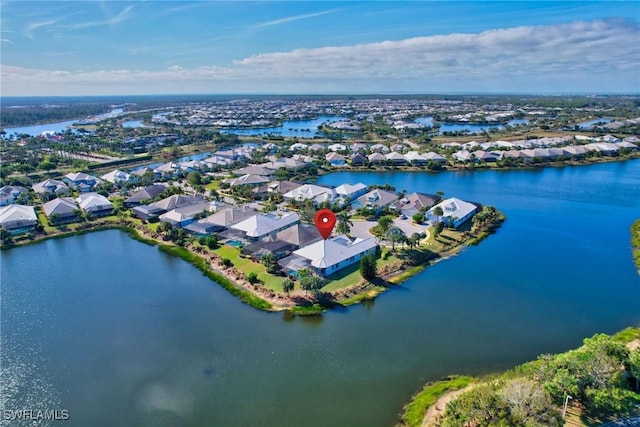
[314,209,337,240]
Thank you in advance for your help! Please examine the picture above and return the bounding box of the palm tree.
[386,226,406,252]
[336,211,353,236]
[433,206,444,224]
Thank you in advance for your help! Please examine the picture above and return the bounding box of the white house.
[284,236,377,277]
[42,197,80,224]
[77,192,113,216]
[0,204,38,233]
[100,169,134,185]
[32,179,70,197]
[283,184,335,205]
[231,212,300,241]
[427,197,477,228]
[334,183,367,201]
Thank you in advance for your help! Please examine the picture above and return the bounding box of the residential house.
[158,200,216,227]
[367,152,386,165]
[184,205,257,235]
[32,179,69,198]
[0,204,38,233]
[130,166,160,179]
[63,172,101,192]
[42,197,80,224]
[278,236,377,277]
[155,162,183,178]
[124,184,166,207]
[328,143,347,152]
[224,174,270,187]
[370,144,390,153]
[283,184,335,205]
[132,194,204,220]
[423,152,446,164]
[404,151,427,166]
[427,197,477,228]
[392,192,438,217]
[355,189,400,213]
[452,150,473,163]
[386,152,408,166]
[334,183,367,201]
[241,236,297,260]
[350,152,368,166]
[77,192,113,216]
[326,152,347,166]
[276,223,322,248]
[100,169,134,185]
[0,185,28,206]
[230,212,299,241]
[252,181,303,199]
[232,166,275,176]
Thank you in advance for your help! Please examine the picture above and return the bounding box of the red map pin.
[314,209,336,240]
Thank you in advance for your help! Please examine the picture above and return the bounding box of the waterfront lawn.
[322,263,362,291]
[214,245,283,291]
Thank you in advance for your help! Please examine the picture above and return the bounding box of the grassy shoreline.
[631,219,640,275]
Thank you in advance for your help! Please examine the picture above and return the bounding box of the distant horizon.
[2,91,639,101]
[2,1,639,96]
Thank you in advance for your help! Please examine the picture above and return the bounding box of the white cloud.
[2,19,639,96]
[1,38,12,43]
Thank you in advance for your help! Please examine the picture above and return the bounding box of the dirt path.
[421,385,474,427]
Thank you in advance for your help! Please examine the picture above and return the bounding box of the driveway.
[350,220,377,239]
[393,217,429,238]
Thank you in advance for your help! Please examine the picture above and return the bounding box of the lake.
[2,160,639,426]
[415,116,529,134]
[2,109,125,138]
[222,115,346,137]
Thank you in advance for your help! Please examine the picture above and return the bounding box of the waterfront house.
[230,212,300,241]
[350,152,368,166]
[278,236,377,277]
[404,151,427,165]
[326,152,347,166]
[158,200,216,227]
[155,162,183,179]
[355,189,400,213]
[392,192,438,217]
[334,183,367,201]
[328,143,347,152]
[283,184,335,205]
[367,152,386,165]
[130,166,161,180]
[452,150,473,163]
[124,184,166,207]
[183,205,257,235]
[385,152,408,166]
[63,172,101,192]
[241,236,297,260]
[0,204,38,233]
[0,185,28,206]
[426,197,477,228]
[423,152,446,164]
[32,179,70,198]
[132,194,204,220]
[42,197,80,224]
[77,192,113,216]
[276,223,322,248]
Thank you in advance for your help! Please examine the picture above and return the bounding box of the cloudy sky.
[1,1,639,96]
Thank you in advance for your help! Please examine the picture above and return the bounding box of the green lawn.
[214,245,284,291]
[322,263,363,291]
[205,180,221,190]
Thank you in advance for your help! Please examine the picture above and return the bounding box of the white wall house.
[427,197,477,228]
[290,236,377,277]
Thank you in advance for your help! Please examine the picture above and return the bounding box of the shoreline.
[1,211,505,315]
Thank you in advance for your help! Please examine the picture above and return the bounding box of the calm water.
[415,116,529,134]
[2,109,124,138]
[2,160,640,427]
[222,115,346,137]
[122,120,154,129]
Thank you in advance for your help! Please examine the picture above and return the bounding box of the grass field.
[214,245,284,291]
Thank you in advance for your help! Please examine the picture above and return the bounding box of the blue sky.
[1,1,639,95]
